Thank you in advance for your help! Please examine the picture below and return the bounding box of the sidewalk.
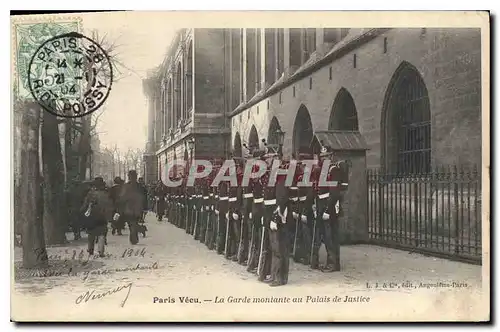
[12,212,486,321]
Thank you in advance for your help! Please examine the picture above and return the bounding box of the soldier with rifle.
[193,173,203,240]
[204,166,218,250]
[238,157,253,266]
[310,146,340,272]
[181,174,189,230]
[225,160,243,261]
[172,176,180,227]
[257,155,274,283]
[324,153,350,271]
[246,155,264,274]
[185,175,195,234]
[166,175,174,225]
[268,159,291,287]
[199,170,210,244]
[292,152,314,265]
[288,156,300,257]
[216,176,229,255]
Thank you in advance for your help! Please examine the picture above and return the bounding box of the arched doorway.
[267,116,281,145]
[382,61,431,174]
[248,125,259,151]
[233,132,242,157]
[329,88,359,131]
[292,104,314,155]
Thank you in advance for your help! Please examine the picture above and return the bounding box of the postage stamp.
[13,19,80,101]
[10,11,490,323]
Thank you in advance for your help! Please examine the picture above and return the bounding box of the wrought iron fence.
[367,165,482,264]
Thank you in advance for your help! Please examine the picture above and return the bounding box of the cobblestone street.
[12,212,486,322]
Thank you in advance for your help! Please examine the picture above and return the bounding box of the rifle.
[309,196,318,267]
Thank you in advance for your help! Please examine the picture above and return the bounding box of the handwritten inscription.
[37,247,148,262]
[75,282,133,307]
[82,262,159,282]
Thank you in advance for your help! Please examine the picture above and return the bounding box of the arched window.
[383,62,431,174]
[248,125,259,151]
[329,87,359,131]
[186,42,193,114]
[292,104,314,155]
[267,116,281,145]
[175,63,182,126]
[233,132,242,157]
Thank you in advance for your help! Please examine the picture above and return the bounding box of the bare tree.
[19,101,48,268]
[41,108,68,245]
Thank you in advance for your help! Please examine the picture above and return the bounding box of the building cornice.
[229,28,391,118]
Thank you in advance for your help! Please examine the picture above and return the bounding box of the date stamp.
[27,31,113,118]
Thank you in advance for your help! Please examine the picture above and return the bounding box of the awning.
[310,131,369,151]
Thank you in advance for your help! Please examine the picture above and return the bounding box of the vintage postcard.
[10,11,490,322]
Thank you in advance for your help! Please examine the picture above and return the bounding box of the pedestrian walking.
[117,170,146,245]
[109,177,125,235]
[154,180,167,221]
[81,177,113,257]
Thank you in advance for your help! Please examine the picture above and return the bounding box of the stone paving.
[11,212,486,322]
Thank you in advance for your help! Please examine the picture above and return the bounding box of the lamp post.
[275,125,285,157]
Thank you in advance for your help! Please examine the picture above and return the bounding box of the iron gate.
[367,165,482,264]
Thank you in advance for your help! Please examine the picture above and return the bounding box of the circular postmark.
[27,32,113,118]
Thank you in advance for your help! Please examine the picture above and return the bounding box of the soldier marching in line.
[199,173,210,243]
[171,176,179,227]
[204,167,217,250]
[257,156,274,283]
[216,176,229,255]
[268,159,291,287]
[237,158,253,266]
[185,176,195,234]
[225,161,242,261]
[180,174,189,230]
[192,174,203,240]
[325,152,350,271]
[310,146,342,272]
[168,176,176,226]
[292,152,315,265]
[246,153,265,274]
[288,155,300,256]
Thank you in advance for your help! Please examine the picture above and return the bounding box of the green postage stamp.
[12,16,113,118]
[13,18,81,101]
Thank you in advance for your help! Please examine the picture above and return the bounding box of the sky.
[81,12,176,153]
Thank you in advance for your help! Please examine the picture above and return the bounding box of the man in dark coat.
[81,177,113,257]
[154,180,167,221]
[109,177,125,235]
[117,170,146,245]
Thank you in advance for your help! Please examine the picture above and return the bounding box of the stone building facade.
[144,27,481,183]
[229,28,482,173]
[143,29,231,184]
